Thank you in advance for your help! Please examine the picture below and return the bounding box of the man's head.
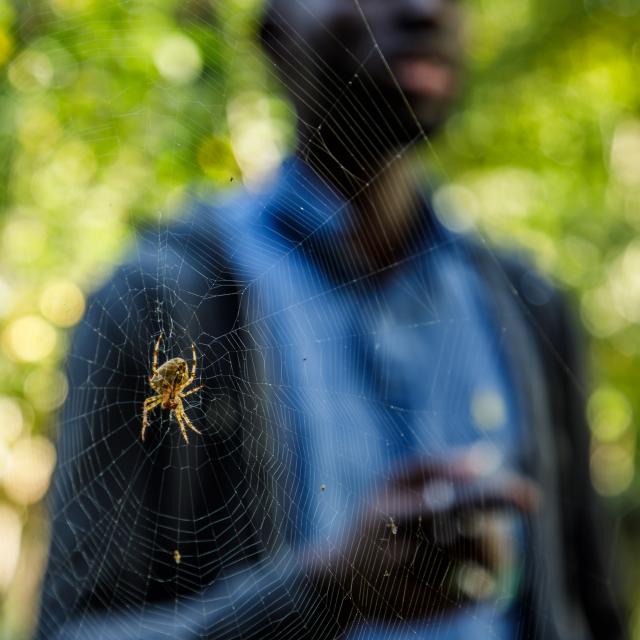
[260,0,464,154]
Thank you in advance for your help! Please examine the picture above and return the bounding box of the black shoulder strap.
[467,240,592,640]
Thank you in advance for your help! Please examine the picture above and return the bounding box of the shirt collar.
[262,156,350,244]
[260,155,445,279]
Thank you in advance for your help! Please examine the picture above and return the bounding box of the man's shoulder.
[461,235,578,355]
[461,236,562,309]
[86,198,244,327]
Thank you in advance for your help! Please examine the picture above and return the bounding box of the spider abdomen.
[150,357,189,392]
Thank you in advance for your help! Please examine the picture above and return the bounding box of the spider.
[141,334,204,444]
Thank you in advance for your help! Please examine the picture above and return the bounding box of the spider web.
[31,1,618,639]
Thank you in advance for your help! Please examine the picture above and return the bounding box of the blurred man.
[37,1,625,639]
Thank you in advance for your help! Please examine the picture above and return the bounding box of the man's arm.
[505,258,628,639]
[35,261,344,640]
[550,290,628,639]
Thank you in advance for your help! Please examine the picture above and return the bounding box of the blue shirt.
[209,157,526,638]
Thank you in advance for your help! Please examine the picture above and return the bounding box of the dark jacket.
[35,202,626,640]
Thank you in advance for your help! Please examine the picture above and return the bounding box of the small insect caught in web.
[141,334,205,444]
[173,550,182,565]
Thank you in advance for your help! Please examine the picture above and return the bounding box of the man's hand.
[308,452,540,626]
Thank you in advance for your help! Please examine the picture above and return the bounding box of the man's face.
[264,0,464,139]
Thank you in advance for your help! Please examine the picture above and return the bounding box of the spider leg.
[141,396,162,441]
[180,385,204,399]
[190,342,197,380]
[174,410,190,444]
[180,410,202,436]
[174,398,202,441]
[181,342,199,389]
[152,333,163,377]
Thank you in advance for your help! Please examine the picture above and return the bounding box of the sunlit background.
[0,0,638,637]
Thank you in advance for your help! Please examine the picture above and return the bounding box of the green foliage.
[437,0,639,498]
[0,0,637,636]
